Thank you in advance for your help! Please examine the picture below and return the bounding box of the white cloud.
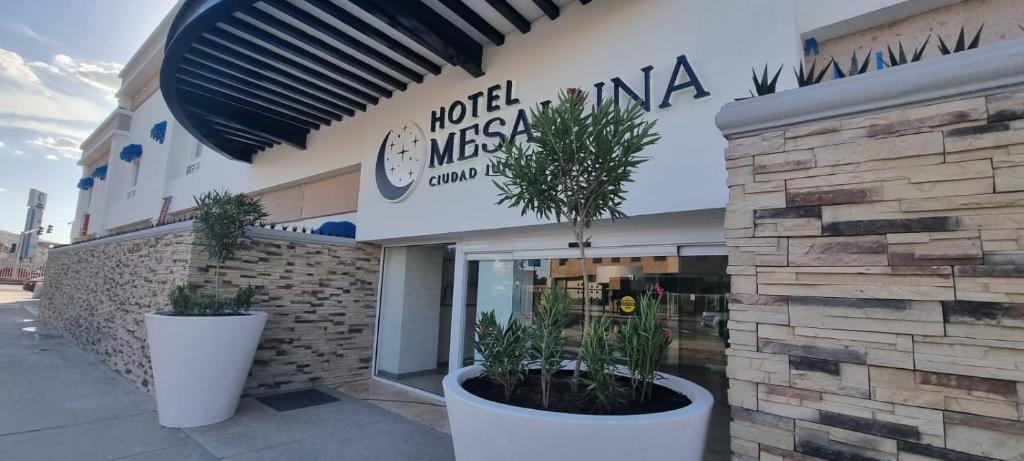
[2,23,63,50]
[0,139,4,147]
[0,48,41,83]
[0,48,122,145]
[13,149,24,155]
[28,135,81,159]
[0,187,5,192]
[29,54,122,94]
[44,154,58,160]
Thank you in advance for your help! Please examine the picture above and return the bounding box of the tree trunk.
[214,260,222,302]
[571,226,591,389]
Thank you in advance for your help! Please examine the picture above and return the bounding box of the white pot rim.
[443,364,714,424]
[146,311,268,319]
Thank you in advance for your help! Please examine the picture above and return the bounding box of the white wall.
[96,90,249,231]
[249,0,806,242]
[162,126,249,215]
[104,91,173,228]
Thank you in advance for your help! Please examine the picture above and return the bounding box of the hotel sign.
[375,54,709,202]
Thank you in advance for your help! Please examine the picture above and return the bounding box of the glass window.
[130,159,141,187]
[463,254,730,377]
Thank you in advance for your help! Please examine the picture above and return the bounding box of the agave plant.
[795,59,831,87]
[887,35,930,66]
[938,25,983,55]
[750,63,783,96]
[832,49,871,79]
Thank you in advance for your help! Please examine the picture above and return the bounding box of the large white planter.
[145,311,268,428]
[443,365,714,461]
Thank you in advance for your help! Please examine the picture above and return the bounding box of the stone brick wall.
[41,224,381,396]
[721,88,1024,458]
[40,227,194,391]
[188,232,380,395]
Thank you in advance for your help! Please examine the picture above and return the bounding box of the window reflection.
[463,255,731,375]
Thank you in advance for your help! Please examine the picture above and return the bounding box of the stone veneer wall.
[41,223,381,396]
[718,45,1024,460]
[40,227,194,390]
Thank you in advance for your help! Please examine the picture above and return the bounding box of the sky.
[0,0,177,243]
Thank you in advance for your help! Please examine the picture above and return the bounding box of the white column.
[448,242,468,373]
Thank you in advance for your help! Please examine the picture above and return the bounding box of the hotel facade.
[46,0,1024,459]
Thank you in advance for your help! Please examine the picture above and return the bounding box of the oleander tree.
[194,191,267,309]
[491,88,659,385]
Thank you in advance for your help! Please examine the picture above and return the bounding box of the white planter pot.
[145,311,268,428]
[443,365,713,461]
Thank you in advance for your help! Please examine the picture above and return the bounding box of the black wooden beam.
[304,0,442,76]
[203,125,277,148]
[208,25,383,104]
[204,121,280,146]
[177,81,322,130]
[349,0,484,77]
[177,68,337,124]
[184,50,357,117]
[214,131,274,150]
[200,127,271,151]
[233,8,405,93]
[242,9,405,92]
[438,0,504,45]
[203,138,256,161]
[261,0,422,84]
[485,0,530,34]
[532,0,559,20]
[180,58,345,120]
[181,96,309,150]
[193,39,368,112]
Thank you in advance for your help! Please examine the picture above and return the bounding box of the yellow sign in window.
[620,296,636,314]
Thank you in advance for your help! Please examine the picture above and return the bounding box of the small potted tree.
[443,90,713,460]
[145,190,269,428]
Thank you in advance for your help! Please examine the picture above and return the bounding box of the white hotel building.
[62,0,1024,458]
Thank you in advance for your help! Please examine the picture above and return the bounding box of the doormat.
[255,389,340,412]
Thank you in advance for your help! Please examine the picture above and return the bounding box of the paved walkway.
[0,285,455,461]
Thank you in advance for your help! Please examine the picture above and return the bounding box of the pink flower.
[566,87,578,95]
[654,283,664,297]
[662,328,672,340]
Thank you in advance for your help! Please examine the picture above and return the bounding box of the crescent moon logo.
[375,122,426,202]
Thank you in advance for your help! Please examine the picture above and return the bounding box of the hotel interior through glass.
[375,246,730,401]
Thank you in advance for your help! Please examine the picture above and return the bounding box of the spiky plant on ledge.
[750,63,783,96]
[795,59,831,87]
[887,35,929,66]
[938,25,983,55]
[832,49,871,79]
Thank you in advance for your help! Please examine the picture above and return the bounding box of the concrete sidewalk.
[0,285,454,461]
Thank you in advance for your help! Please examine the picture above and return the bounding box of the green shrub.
[581,316,623,413]
[619,284,672,403]
[532,288,572,408]
[492,88,659,386]
[475,310,530,401]
[168,282,256,316]
[167,190,267,317]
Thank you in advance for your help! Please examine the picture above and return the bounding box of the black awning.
[161,0,586,162]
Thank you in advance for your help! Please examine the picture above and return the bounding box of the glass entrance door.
[374,244,455,394]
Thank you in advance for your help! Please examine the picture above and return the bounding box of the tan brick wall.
[40,225,381,396]
[724,91,1024,460]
